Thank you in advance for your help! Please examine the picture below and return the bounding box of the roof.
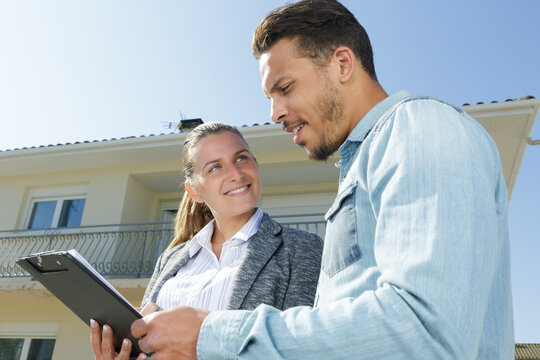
[0,96,538,198]
[0,96,535,153]
[461,95,535,106]
[516,343,540,360]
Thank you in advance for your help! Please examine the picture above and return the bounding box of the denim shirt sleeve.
[197,98,513,359]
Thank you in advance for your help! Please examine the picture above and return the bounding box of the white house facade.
[0,97,538,359]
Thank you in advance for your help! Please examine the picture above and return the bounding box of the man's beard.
[306,84,345,161]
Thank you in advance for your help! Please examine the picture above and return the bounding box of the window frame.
[159,199,180,224]
[22,186,88,230]
[0,337,56,360]
[0,323,57,360]
[26,195,86,229]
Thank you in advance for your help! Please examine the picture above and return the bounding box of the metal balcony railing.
[0,222,174,279]
[0,214,326,279]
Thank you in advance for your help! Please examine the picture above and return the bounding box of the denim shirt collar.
[337,90,411,179]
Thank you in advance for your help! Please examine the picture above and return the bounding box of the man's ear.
[185,183,204,204]
[332,46,355,83]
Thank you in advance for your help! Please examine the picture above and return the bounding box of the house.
[516,344,540,360]
[0,97,538,359]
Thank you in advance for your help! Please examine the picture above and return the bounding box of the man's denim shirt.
[198,91,514,359]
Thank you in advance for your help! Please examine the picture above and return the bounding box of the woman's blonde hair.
[166,122,250,250]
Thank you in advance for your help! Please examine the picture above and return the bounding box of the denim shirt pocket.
[322,181,362,277]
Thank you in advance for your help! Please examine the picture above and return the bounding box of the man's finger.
[137,334,154,354]
[131,317,150,339]
[140,302,162,316]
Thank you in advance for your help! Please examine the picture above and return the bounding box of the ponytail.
[167,191,214,250]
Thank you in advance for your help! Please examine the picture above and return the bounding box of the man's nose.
[270,98,288,123]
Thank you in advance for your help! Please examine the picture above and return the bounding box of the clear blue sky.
[0,0,538,343]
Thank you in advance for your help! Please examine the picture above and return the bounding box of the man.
[131,0,513,358]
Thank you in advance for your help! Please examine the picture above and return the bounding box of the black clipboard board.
[16,249,144,358]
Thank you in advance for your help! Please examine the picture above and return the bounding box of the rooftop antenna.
[161,111,203,132]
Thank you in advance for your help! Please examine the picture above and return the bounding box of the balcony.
[0,214,326,278]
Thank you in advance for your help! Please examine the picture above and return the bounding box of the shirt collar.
[189,219,216,257]
[188,207,263,257]
[339,90,411,156]
[232,207,263,242]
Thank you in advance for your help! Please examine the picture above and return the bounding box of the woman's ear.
[185,183,204,203]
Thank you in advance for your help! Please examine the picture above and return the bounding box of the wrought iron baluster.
[0,216,327,278]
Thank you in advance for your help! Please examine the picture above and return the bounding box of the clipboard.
[16,249,144,358]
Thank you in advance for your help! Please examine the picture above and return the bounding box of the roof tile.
[1,97,535,153]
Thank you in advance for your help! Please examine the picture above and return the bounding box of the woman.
[91,122,323,359]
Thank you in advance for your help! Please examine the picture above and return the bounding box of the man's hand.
[131,306,210,360]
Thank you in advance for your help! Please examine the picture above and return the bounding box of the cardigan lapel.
[227,214,283,310]
[149,242,192,303]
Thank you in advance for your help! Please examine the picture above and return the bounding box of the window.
[0,338,55,360]
[160,199,180,226]
[27,197,85,229]
[156,203,179,255]
[161,208,178,223]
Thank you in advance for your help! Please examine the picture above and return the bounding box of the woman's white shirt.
[155,207,263,311]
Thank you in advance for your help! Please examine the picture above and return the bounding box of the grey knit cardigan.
[141,213,323,310]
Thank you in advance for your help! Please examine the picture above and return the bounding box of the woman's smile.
[225,185,250,196]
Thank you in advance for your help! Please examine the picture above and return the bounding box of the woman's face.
[188,131,261,221]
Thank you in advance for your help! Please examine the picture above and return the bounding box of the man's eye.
[236,155,248,162]
[209,165,221,172]
[281,83,292,93]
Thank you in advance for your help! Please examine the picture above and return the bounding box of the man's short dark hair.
[252,0,377,80]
